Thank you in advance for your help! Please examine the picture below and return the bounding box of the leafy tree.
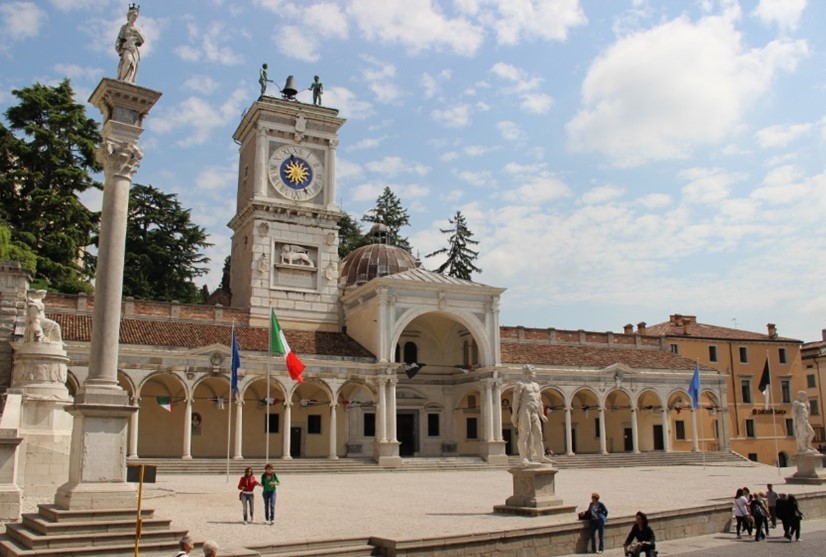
[219,255,231,293]
[123,183,212,304]
[425,211,481,280]
[337,211,368,258]
[362,187,412,252]
[0,80,101,293]
[0,223,37,274]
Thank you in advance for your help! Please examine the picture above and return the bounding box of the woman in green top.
[261,464,280,525]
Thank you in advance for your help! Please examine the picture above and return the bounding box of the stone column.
[182,398,193,460]
[127,397,139,459]
[233,400,243,459]
[388,377,398,443]
[483,382,494,441]
[492,381,503,441]
[377,376,387,443]
[328,403,338,459]
[691,406,700,452]
[325,138,338,209]
[719,407,730,451]
[661,407,671,452]
[282,402,292,459]
[55,79,160,510]
[598,405,607,454]
[565,406,574,455]
[376,373,401,468]
[631,407,640,454]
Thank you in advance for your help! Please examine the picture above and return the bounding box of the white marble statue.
[792,390,817,454]
[280,244,314,267]
[22,290,62,344]
[511,364,552,465]
[115,4,145,83]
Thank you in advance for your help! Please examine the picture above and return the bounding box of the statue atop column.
[792,390,817,454]
[115,3,144,83]
[22,290,62,345]
[511,364,552,465]
[308,75,323,106]
[259,63,273,96]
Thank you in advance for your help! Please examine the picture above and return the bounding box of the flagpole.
[226,323,235,483]
[266,308,272,464]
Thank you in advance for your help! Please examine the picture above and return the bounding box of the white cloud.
[421,70,452,99]
[497,121,525,141]
[679,167,746,205]
[359,56,404,104]
[183,75,221,94]
[365,156,430,177]
[0,2,47,42]
[581,185,625,205]
[756,123,813,148]
[53,64,103,82]
[335,158,364,183]
[150,87,248,147]
[567,12,809,167]
[457,170,493,187]
[500,171,572,204]
[431,104,472,127]
[348,0,484,56]
[457,0,587,46]
[50,0,109,10]
[637,193,672,209]
[175,21,243,65]
[195,165,236,191]
[753,0,807,32]
[464,145,496,156]
[324,87,374,120]
[751,164,809,204]
[520,93,553,114]
[489,62,553,114]
[350,136,387,151]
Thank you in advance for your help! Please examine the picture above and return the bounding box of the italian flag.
[156,396,173,412]
[270,308,305,383]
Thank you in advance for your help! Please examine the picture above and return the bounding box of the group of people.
[733,483,803,542]
[175,535,218,557]
[237,464,281,525]
[581,493,655,556]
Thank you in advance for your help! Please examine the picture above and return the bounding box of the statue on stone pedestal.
[115,3,145,84]
[792,390,817,454]
[22,290,62,344]
[511,364,552,465]
[259,63,274,96]
[308,75,323,106]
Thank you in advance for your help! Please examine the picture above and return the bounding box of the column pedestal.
[786,453,826,484]
[481,440,508,465]
[494,464,575,516]
[376,441,402,468]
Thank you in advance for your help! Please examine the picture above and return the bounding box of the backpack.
[751,500,766,518]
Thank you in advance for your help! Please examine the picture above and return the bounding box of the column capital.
[97,139,143,179]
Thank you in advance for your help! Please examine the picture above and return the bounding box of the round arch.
[389,307,493,367]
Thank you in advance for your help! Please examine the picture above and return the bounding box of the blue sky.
[1,0,824,342]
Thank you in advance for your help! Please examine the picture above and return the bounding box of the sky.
[1,0,825,342]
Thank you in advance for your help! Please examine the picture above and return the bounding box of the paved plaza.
[20,462,824,555]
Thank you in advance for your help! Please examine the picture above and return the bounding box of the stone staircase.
[128,451,751,476]
[249,537,378,557]
[0,505,187,557]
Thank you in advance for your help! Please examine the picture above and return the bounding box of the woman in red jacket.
[237,467,260,524]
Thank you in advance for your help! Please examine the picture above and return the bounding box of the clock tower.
[228,96,345,330]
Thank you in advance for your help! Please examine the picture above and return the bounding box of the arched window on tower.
[403,341,418,364]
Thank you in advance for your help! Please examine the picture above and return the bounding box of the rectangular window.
[785,418,795,437]
[708,345,718,362]
[675,420,686,440]
[308,414,321,434]
[808,374,817,388]
[265,414,279,434]
[739,347,748,363]
[779,348,787,364]
[781,379,791,404]
[811,399,820,417]
[595,418,600,438]
[741,378,752,404]
[427,413,440,437]
[748,453,758,462]
[363,413,375,437]
[466,417,478,439]
[745,419,755,438]
[670,344,679,354]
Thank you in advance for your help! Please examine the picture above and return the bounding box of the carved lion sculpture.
[280,244,314,267]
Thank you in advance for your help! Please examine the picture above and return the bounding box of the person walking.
[202,540,219,557]
[749,491,769,541]
[786,494,803,541]
[733,488,751,538]
[766,484,778,528]
[237,467,260,524]
[261,463,280,525]
[586,492,608,553]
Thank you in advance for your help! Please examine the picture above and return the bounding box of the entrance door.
[653,425,664,451]
[397,412,417,456]
[503,428,512,455]
[290,426,301,458]
[624,428,633,452]
[571,428,577,454]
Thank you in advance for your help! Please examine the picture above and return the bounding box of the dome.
[340,243,419,288]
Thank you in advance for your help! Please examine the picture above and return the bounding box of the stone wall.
[0,262,31,397]
[369,490,826,556]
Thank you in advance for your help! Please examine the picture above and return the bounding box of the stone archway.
[137,372,187,457]
[571,388,600,454]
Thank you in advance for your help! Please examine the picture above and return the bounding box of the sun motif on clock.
[282,156,311,187]
[267,145,325,201]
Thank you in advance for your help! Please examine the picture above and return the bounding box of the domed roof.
[340,241,419,288]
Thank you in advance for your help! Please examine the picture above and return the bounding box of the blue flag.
[688,363,700,409]
[231,327,240,395]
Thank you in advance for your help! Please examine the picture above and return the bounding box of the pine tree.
[337,211,367,258]
[219,255,231,293]
[425,211,481,280]
[362,187,412,252]
[0,80,101,293]
[124,183,211,303]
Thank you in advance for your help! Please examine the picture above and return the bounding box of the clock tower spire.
[228,95,346,330]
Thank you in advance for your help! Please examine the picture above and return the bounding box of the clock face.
[268,145,324,201]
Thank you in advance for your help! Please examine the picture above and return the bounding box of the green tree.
[425,211,481,280]
[362,187,412,252]
[0,223,37,274]
[337,211,367,258]
[0,80,101,293]
[219,255,231,293]
[124,183,212,304]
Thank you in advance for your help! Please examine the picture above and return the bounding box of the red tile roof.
[644,320,799,343]
[501,341,702,370]
[51,314,374,359]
